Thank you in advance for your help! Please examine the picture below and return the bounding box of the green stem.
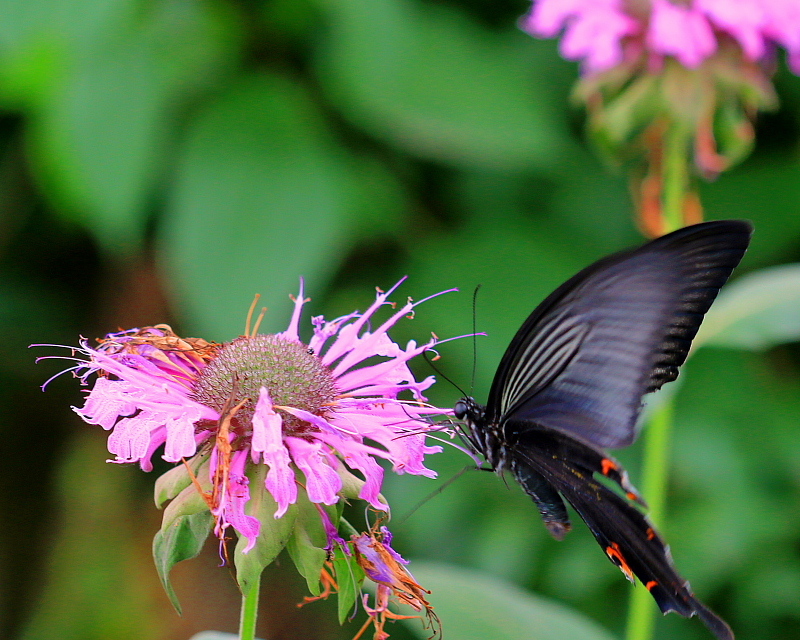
[626,118,690,640]
[662,124,689,233]
[625,398,675,640]
[239,575,261,640]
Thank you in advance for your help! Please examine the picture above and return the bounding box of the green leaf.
[23,0,239,255]
[332,544,365,624]
[285,490,334,596]
[233,464,299,596]
[161,72,354,340]
[694,264,800,350]
[315,0,573,170]
[338,465,370,501]
[0,0,131,83]
[153,475,213,613]
[154,454,207,508]
[342,155,406,243]
[394,562,619,640]
[152,507,213,614]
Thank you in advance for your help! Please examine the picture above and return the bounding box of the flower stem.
[626,117,689,640]
[661,123,689,233]
[239,576,261,640]
[625,398,675,640]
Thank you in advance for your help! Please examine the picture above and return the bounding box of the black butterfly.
[454,220,752,640]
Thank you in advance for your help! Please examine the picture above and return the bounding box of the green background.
[2,0,800,639]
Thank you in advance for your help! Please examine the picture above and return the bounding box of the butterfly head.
[454,396,508,470]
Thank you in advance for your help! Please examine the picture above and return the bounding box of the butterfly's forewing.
[508,424,734,640]
[485,220,753,448]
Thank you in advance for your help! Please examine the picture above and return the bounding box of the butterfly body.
[455,220,753,640]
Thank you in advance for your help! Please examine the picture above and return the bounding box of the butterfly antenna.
[394,465,474,526]
[470,284,481,395]
[423,350,469,398]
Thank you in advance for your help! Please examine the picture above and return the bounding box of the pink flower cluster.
[523,0,800,74]
[45,281,456,552]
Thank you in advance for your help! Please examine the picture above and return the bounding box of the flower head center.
[191,334,337,436]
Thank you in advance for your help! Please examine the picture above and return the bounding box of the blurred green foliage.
[2,0,799,639]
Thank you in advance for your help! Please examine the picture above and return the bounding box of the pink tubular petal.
[319,282,407,367]
[286,437,342,505]
[163,407,203,462]
[562,7,638,72]
[648,0,716,68]
[107,412,165,465]
[278,406,340,435]
[251,387,297,517]
[310,431,388,509]
[341,447,387,509]
[309,312,361,356]
[279,279,307,343]
[73,377,138,429]
[522,0,638,73]
[334,337,434,394]
[251,386,280,455]
[213,449,261,553]
[696,0,766,60]
[139,430,168,472]
[317,505,345,551]
[69,343,219,470]
[329,404,441,478]
[339,377,435,401]
[331,300,416,378]
[522,0,588,37]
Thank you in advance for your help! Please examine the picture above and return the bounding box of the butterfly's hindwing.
[509,460,571,540]
[509,425,733,640]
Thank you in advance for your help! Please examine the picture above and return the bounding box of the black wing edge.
[484,219,753,423]
[510,425,734,640]
[642,220,753,393]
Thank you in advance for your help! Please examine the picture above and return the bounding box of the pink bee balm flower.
[522,0,638,73]
[522,0,800,74]
[40,280,456,554]
[648,0,716,69]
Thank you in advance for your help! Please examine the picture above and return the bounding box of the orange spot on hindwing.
[601,458,617,476]
[606,542,635,582]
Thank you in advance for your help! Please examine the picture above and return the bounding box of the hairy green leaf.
[396,562,619,640]
[153,508,213,614]
[695,264,800,350]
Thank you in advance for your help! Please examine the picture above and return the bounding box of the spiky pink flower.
[40,281,456,553]
[522,0,800,74]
